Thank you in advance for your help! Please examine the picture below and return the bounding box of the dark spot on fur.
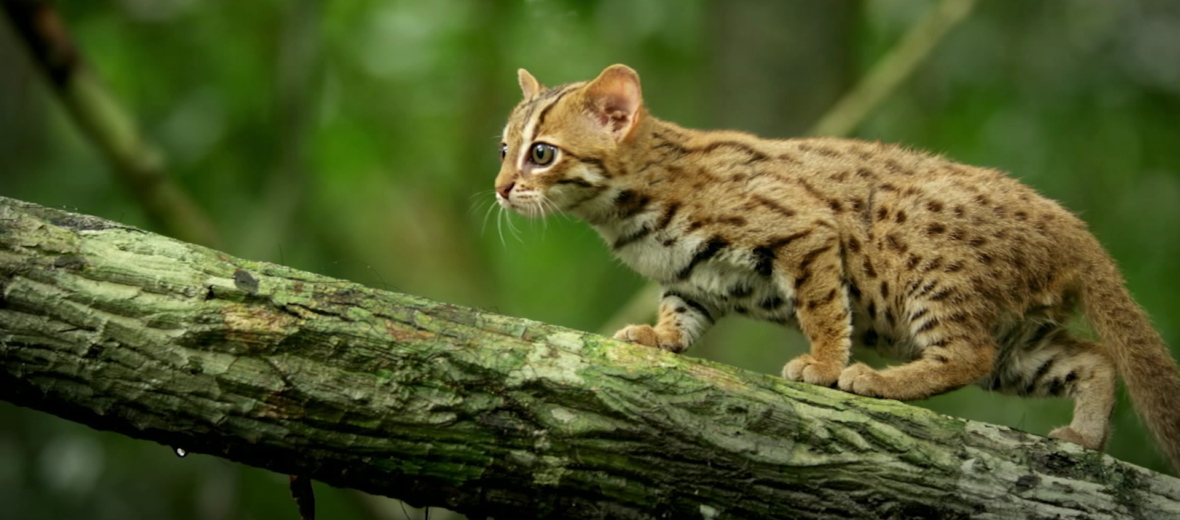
[862,329,879,346]
[927,223,946,235]
[677,237,728,280]
[664,291,713,322]
[905,254,922,271]
[753,195,796,218]
[915,318,941,334]
[793,272,811,289]
[615,190,651,219]
[655,202,681,230]
[760,296,784,310]
[926,201,943,212]
[862,258,877,278]
[613,226,652,249]
[730,284,753,298]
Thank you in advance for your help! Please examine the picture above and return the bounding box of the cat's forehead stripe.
[518,83,580,169]
[529,83,581,143]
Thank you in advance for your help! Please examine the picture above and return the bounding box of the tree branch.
[1,195,1178,520]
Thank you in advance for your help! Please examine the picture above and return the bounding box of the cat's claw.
[837,363,886,397]
[783,354,842,387]
[613,325,685,353]
[1048,426,1102,450]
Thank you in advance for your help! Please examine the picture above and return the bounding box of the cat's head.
[494,64,645,218]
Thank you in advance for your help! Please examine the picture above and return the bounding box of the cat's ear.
[583,64,643,141]
[518,69,542,98]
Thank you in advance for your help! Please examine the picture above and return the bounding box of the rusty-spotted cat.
[493,64,1180,470]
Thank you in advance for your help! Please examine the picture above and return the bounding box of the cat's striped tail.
[1082,253,1180,473]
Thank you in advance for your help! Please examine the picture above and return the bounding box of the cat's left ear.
[518,69,542,98]
[583,64,643,141]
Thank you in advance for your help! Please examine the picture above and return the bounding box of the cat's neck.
[567,116,686,229]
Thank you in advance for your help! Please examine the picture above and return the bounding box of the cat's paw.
[613,324,659,347]
[782,354,842,386]
[613,325,685,352]
[1047,426,1102,450]
[837,363,886,397]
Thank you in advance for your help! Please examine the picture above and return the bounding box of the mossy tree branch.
[1,195,1178,520]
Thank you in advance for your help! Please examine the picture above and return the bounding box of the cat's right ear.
[583,64,643,142]
[518,69,542,98]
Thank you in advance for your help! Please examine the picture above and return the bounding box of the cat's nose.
[496,182,515,199]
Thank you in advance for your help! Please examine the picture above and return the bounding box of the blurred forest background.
[3,0,1180,519]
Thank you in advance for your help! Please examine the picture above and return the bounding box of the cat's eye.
[499,143,507,161]
[530,143,556,166]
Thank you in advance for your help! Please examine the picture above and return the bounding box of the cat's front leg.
[613,290,717,353]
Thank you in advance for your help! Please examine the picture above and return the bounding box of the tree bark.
[1,195,1177,520]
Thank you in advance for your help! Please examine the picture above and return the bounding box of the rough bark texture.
[1,195,1178,520]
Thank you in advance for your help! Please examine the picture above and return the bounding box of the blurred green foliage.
[2,1,1180,518]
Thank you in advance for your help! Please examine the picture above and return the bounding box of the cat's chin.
[513,206,552,219]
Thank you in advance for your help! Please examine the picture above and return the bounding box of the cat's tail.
[1082,252,1180,472]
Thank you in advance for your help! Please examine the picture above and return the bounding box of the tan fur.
[494,64,1180,471]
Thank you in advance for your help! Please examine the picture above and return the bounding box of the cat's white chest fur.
[598,220,796,323]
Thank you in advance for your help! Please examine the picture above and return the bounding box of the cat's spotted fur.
[494,64,1180,471]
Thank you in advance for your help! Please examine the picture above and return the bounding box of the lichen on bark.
[2,195,1179,520]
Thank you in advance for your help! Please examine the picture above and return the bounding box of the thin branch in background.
[240,0,321,260]
[0,0,221,248]
[808,0,978,137]
[598,0,978,336]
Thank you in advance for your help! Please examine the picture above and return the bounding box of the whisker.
[541,194,570,223]
[496,206,508,248]
[481,199,498,235]
[533,199,548,235]
[504,209,523,242]
[468,190,496,207]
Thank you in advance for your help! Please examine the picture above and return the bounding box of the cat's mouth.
[497,191,556,218]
